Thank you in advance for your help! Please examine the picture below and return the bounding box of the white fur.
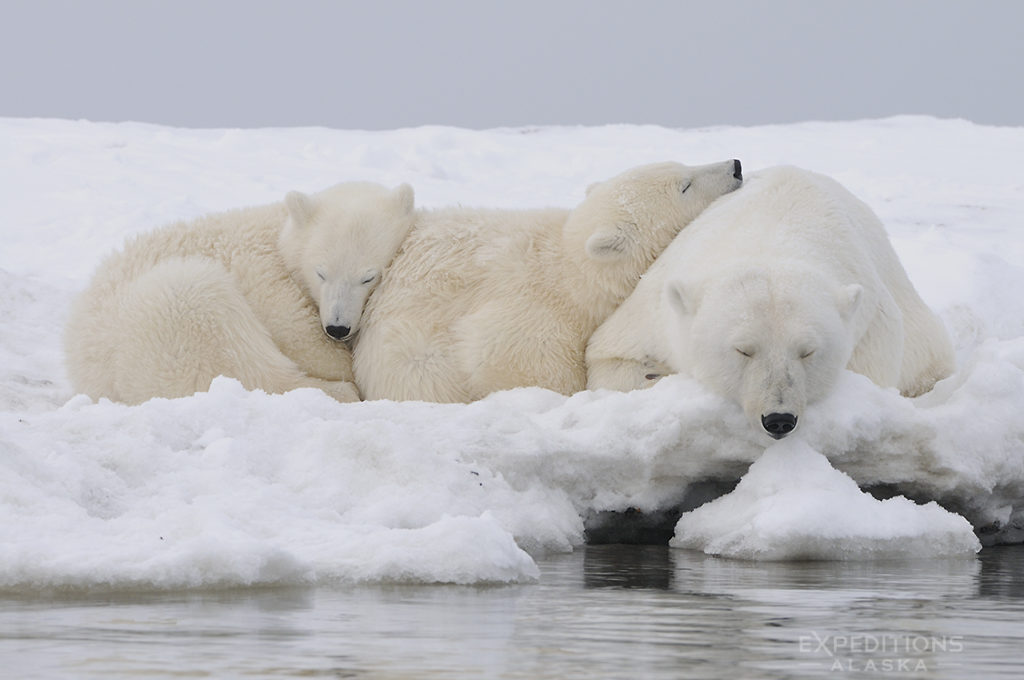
[354,160,742,402]
[586,166,955,439]
[65,182,415,404]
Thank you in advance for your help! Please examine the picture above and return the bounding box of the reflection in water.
[978,544,1024,599]
[583,545,674,590]
[4,546,1024,679]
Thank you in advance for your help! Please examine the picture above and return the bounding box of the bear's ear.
[585,227,630,261]
[393,183,415,214]
[665,279,697,318]
[285,191,315,227]
[837,283,863,321]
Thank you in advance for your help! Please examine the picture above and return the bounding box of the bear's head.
[279,182,415,342]
[665,264,863,441]
[565,159,742,271]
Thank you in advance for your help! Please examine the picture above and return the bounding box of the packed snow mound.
[672,438,982,560]
[0,381,553,589]
[1,116,1023,588]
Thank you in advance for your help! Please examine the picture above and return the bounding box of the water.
[5,545,1024,678]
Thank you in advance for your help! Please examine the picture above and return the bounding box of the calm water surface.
[5,545,1024,679]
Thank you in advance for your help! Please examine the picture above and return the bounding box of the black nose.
[733,159,742,181]
[325,325,350,340]
[761,412,797,439]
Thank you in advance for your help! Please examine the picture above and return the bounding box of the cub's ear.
[837,283,863,321]
[285,190,315,227]
[393,183,415,214]
[665,278,698,318]
[585,226,630,261]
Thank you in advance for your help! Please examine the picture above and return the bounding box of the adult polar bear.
[65,182,415,404]
[354,160,743,402]
[586,166,954,440]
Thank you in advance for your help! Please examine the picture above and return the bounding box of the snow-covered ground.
[2,116,1022,589]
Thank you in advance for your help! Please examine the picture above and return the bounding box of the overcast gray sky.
[2,0,1022,129]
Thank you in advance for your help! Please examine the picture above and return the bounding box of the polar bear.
[65,182,415,404]
[353,159,742,402]
[586,166,954,440]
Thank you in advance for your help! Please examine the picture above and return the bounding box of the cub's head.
[279,181,415,342]
[665,266,862,441]
[565,159,743,269]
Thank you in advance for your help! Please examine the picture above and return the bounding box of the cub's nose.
[324,325,350,340]
[761,412,797,439]
[733,159,742,181]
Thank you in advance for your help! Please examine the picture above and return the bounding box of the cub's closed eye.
[361,273,379,285]
[316,270,326,281]
[735,348,753,358]
[800,350,815,359]
[681,182,692,194]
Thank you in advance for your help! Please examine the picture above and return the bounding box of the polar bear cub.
[65,182,415,404]
[586,166,954,440]
[353,160,742,402]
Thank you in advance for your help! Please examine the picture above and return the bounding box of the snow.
[671,438,981,560]
[1,116,1022,589]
